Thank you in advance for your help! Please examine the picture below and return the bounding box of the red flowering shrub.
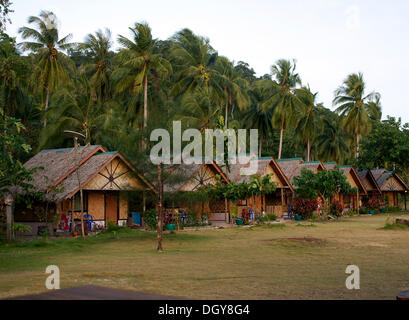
[293,197,318,219]
[367,196,383,209]
[330,200,343,217]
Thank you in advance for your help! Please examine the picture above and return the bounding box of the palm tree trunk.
[44,88,49,128]
[278,122,284,159]
[143,74,148,128]
[307,139,310,162]
[355,134,360,158]
[157,164,164,252]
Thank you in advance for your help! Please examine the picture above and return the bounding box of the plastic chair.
[84,213,95,232]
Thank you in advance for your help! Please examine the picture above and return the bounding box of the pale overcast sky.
[6,0,409,122]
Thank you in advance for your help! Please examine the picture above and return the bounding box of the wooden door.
[105,192,118,225]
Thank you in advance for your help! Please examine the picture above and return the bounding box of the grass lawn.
[1,213,409,299]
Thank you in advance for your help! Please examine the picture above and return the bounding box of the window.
[73,192,86,211]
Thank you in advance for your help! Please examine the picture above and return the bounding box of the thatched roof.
[20,145,155,202]
[160,161,229,193]
[289,161,324,184]
[276,158,302,181]
[358,170,381,194]
[323,162,337,170]
[370,169,386,181]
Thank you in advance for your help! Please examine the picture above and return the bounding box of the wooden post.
[5,193,14,241]
[281,188,284,216]
[142,191,146,212]
[225,198,228,223]
[357,190,360,215]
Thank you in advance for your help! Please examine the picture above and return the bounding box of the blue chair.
[132,212,142,225]
[84,213,95,231]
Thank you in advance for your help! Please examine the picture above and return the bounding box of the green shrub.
[142,209,158,230]
[266,213,277,221]
[106,220,122,232]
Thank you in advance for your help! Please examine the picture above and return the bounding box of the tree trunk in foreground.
[5,194,14,241]
[157,164,164,252]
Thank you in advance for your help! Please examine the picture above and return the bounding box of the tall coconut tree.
[316,117,350,163]
[113,22,172,129]
[333,72,380,158]
[79,28,113,103]
[215,56,249,127]
[243,79,274,157]
[294,86,323,161]
[0,34,28,120]
[170,28,223,103]
[39,77,111,148]
[18,10,74,127]
[263,59,302,159]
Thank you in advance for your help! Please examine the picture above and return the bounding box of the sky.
[6,0,409,122]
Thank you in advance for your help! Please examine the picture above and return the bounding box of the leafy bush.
[11,223,32,234]
[256,215,268,223]
[142,209,158,230]
[106,220,122,232]
[293,197,318,220]
[359,207,370,215]
[266,213,277,221]
[386,206,400,213]
[330,201,343,217]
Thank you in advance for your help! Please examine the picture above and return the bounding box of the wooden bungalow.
[325,165,367,210]
[162,161,230,223]
[227,157,294,217]
[357,170,382,204]
[370,169,408,208]
[13,145,156,235]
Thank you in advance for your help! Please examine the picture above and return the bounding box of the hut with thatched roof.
[227,156,294,217]
[370,169,408,208]
[161,161,230,223]
[13,145,156,235]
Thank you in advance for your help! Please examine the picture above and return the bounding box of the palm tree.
[114,22,172,129]
[170,29,223,102]
[39,77,110,148]
[263,59,302,159]
[243,80,274,157]
[215,57,249,127]
[79,28,113,103]
[316,117,350,163]
[173,87,219,131]
[294,86,322,161]
[333,72,380,158]
[0,35,27,119]
[18,10,74,127]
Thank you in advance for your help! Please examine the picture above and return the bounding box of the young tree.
[293,167,356,216]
